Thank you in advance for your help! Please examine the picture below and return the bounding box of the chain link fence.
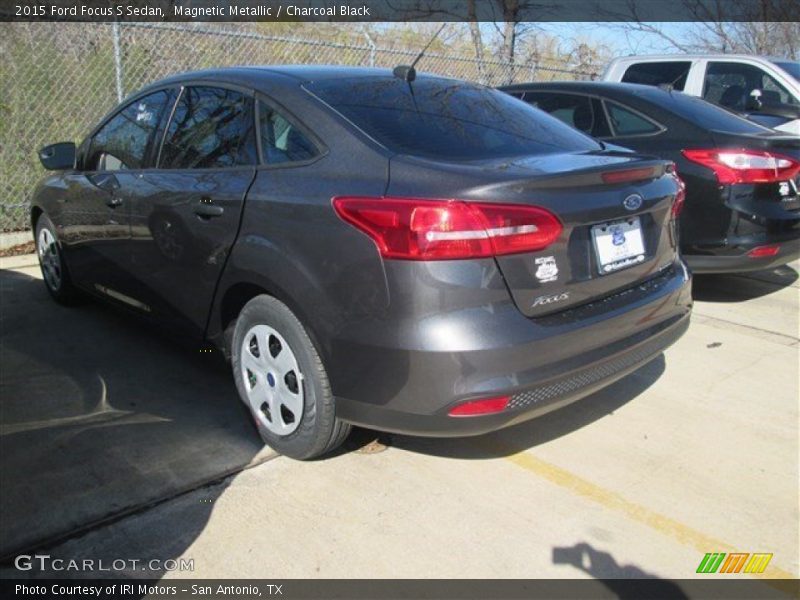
[0,22,594,233]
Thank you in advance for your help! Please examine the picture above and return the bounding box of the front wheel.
[231,295,351,459]
[35,214,80,305]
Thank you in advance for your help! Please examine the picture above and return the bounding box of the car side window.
[86,91,170,171]
[590,98,613,137]
[605,101,661,136]
[621,62,691,91]
[524,92,611,138]
[704,62,798,110]
[258,101,320,165]
[159,86,256,169]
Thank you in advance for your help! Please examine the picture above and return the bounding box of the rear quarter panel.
[206,82,393,364]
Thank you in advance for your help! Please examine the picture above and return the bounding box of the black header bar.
[3,0,799,22]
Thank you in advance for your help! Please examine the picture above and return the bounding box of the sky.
[511,22,695,55]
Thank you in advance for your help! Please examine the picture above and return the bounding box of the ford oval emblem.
[623,194,643,211]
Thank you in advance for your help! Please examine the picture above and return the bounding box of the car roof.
[136,65,459,96]
[501,81,678,100]
[501,80,778,135]
[607,54,788,63]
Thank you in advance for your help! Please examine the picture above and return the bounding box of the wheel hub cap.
[240,324,304,436]
[37,228,62,291]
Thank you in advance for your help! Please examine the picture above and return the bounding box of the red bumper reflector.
[448,395,510,417]
[747,245,780,258]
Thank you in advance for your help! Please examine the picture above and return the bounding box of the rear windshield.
[621,61,692,91]
[654,90,775,134]
[305,76,601,161]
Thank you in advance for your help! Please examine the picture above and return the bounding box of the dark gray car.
[31,67,692,459]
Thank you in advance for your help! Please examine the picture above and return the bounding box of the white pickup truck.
[602,54,800,135]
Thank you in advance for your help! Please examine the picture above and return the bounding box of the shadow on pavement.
[692,265,798,303]
[383,354,665,460]
[552,542,688,599]
[0,268,268,561]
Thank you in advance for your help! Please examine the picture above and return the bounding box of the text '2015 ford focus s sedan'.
[31,67,692,459]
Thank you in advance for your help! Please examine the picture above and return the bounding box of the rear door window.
[621,62,691,91]
[604,101,662,136]
[306,77,601,161]
[87,91,170,171]
[524,91,612,137]
[258,101,320,164]
[159,86,256,169]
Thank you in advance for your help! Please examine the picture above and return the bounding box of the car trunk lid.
[386,150,682,317]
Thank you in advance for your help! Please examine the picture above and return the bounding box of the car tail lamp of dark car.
[332,197,563,260]
[681,148,800,185]
[666,163,686,218]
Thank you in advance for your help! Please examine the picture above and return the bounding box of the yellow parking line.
[501,450,796,584]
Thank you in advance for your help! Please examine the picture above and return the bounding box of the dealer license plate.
[591,217,646,274]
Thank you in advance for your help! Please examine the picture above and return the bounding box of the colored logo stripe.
[744,554,773,574]
[697,553,773,574]
[720,553,749,573]
[697,553,726,573]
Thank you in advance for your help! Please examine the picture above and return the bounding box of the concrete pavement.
[0,254,275,559]
[1,254,798,589]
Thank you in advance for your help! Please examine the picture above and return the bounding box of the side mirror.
[38,142,76,170]
[746,89,763,111]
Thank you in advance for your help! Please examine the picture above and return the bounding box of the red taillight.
[448,395,510,417]
[748,244,780,258]
[682,148,800,185]
[332,197,562,260]
[672,172,686,217]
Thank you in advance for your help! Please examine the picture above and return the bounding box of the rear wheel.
[231,295,350,459]
[35,215,80,305]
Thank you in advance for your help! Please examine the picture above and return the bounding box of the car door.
[702,61,798,111]
[126,84,257,337]
[58,89,173,303]
[701,61,800,134]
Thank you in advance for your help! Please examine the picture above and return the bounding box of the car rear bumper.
[333,261,692,437]
[685,237,800,274]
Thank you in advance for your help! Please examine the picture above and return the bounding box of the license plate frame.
[591,216,646,275]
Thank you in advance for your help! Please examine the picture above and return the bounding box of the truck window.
[704,62,798,111]
[621,62,691,91]
[772,61,799,82]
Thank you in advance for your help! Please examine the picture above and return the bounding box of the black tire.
[34,214,81,305]
[231,294,351,459]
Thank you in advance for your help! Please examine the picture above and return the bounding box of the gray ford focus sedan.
[31,66,692,459]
